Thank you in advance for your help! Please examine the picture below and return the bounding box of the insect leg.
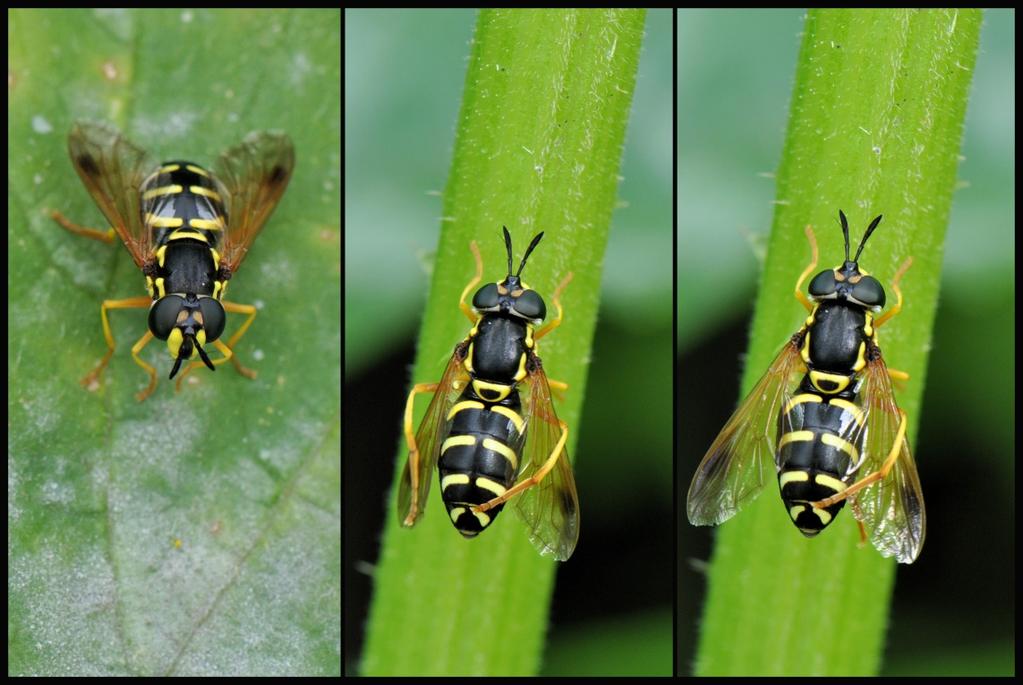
[474,419,569,513]
[79,296,152,390]
[458,241,484,324]
[794,225,819,313]
[887,367,910,382]
[811,408,908,509]
[129,330,159,402]
[402,382,440,526]
[874,257,912,329]
[546,378,569,402]
[221,301,259,377]
[49,209,117,244]
[534,272,573,341]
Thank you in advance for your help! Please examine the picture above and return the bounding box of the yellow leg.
[130,331,159,401]
[794,225,819,313]
[811,409,908,509]
[546,378,569,402]
[49,209,116,243]
[174,300,258,389]
[874,257,912,329]
[79,296,152,389]
[534,272,573,341]
[458,241,484,324]
[52,209,160,399]
[221,301,259,378]
[887,367,910,382]
[857,519,868,547]
[402,382,440,526]
[475,419,569,513]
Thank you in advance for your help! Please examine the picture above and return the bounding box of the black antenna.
[838,210,852,262]
[502,226,514,276]
[169,356,184,380]
[854,214,884,263]
[195,338,216,371]
[517,231,545,276]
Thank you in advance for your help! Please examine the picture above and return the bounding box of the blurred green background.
[344,9,673,676]
[677,9,1014,676]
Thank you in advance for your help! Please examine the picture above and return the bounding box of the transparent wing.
[687,338,805,525]
[513,355,579,561]
[214,130,294,273]
[846,352,926,563]
[67,121,156,267]
[397,344,469,527]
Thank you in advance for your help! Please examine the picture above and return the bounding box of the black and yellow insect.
[398,227,579,561]
[687,210,925,563]
[51,121,294,401]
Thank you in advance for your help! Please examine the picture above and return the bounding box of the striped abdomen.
[777,389,864,536]
[438,389,525,537]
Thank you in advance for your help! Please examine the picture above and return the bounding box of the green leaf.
[8,9,340,676]
[690,9,981,676]
[361,8,646,676]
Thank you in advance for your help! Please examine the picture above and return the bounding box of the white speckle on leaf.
[136,112,198,138]
[290,52,311,86]
[41,480,75,505]
[31,115,53,134]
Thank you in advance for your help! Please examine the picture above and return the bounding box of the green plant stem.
[361,9,645,676]
[692,8,981,676]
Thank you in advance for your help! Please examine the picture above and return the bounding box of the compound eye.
[851,275,886,309]
[472,283,500,311]
[199,298,226,341]
[148,296,186,340]
[808,270,837,299]
[513,289,546,321]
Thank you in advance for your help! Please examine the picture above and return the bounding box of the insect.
[398,227,579,561]
[50,121,294,401]
[687,210,925,563]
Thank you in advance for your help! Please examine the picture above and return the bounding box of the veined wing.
[214,130,294,273]
[513,354,579,561]
[687,338,805,526]
[67,121,156,267]
[397,343,470,527]
[846,351,926,564]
